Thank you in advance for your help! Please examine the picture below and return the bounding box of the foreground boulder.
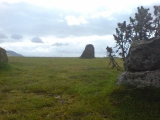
[0,47,8,63]
[117,70,160,87]
[117,37,160,88]
[80,44,95,59]
[124,37,160,72]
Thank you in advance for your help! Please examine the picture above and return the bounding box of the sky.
[0,0,160,57]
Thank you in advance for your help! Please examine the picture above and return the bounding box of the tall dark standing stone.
[0,47,8,63]
[80,44,95,58]
[117,37,160,88]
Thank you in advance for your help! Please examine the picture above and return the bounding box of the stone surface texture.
[117,37,160,88]
[117,70,160,87]
[124,37,160,72]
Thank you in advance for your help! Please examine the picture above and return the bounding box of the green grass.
[0,62,10,71]
[0,57,160,120]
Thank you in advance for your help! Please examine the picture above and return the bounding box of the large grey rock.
[0,47,8,63]
[117,37,160,88]
[116,70,160,88]
[124,37,160,72]
[80,44,95,59]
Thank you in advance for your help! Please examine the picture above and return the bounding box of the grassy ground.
[0,57,160,120]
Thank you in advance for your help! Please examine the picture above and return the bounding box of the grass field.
[0,57,160,120]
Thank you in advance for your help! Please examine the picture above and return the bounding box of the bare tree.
[153,5,160,36]
[106,46,123,71]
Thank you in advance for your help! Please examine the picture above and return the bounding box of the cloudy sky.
[0,0,159,57]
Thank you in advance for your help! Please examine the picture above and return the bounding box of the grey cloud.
[0,2,118,38]
[0,2,157,40]
[52,42,69,46]
[0,40,4,43]
[11,34,23,39]
[0,2,71,36]
[31,37,43,43]
[0,33,7,38]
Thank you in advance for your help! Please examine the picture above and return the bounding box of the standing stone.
[117,37,160,88]
[80,44,95,59]
[0,47,8,63]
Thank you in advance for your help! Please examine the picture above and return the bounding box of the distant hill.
[7,50,23,57]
